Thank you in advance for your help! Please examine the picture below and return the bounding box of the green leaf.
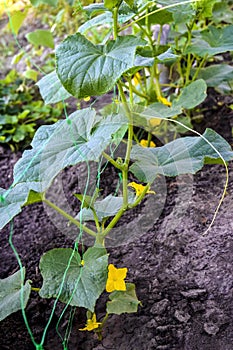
[36,71,71,104]
[24,69,38,81]
[0,116,18,125]
[74,190,99,209]
[191,65,233,87]
[132,103,181,133]
[157,0,195,23]
[30,0,58,6]
[26,29,54,49]
[156,48,179,63]
[77,195,124,222]
[124,0,134,7]
[39,247,108,312]
[137,7,173,26]
[8,10,28,35]
[194,0,220,18]
[107,283,140,315]
[0,185,42,230]
[78,13,113,34]
[173,79,207,109]
[13,109,127,193]
[56,34,146,98]
[0,268,31,321]
[104,0,120,10]
[187,25,233,57]
[130,128,233,183]
[83,4,107,17]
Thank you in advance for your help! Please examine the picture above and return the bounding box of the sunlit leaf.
[36,71,71,104]
[26,29,54,49]
[56,33,145,98]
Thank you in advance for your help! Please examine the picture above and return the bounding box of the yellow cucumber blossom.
[106,264,127,293]
[79,313,101,331]
[139,139,156,148]
[128,182,156,197]
[132,72,141,86]
[158,95,172,107]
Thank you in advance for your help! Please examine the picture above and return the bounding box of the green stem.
[102,206,126,238]
[113,7,118,40]
[43,198,97,238]
[128,183,151,209]
[118,82,133,206]
[102,151,124,171]
[120,81,149,100]
[191,54,208,82]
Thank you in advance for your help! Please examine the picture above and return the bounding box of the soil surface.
[0,91,233,350]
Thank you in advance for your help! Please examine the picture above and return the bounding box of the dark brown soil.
[0,90,233,350]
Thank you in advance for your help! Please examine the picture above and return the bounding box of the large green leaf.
[36,71,71,104]
[191,65,233,87]
[130,128,233,183]
[0,268,31,321]
[13,109,127,193]
[106,283,140,315]
[56,34,146,98]
[39,247,108,312]
[186,25,233,57]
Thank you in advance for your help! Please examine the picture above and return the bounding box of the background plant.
[0,1,233,349]
[0,69,63,150]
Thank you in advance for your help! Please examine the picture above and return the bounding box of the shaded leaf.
[173,79,207,109]
[191,65,233,87]
[107,283,140,315]
[0,268,31,321]
[186,25,233,57]
[130,128,233,182]
[39,247,108,312]
[0,184,41,230]
[77,195,124,222]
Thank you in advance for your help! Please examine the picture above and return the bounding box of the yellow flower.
[79,313,101,331]
[83,96,90,102]
[132,72,141,86]
[106,264,127,293]
[158,95,172,107]
[139,139,156,148]
[128,182,156,197]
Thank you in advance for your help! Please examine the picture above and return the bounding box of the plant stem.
[102,206,126,238]
[102,151,124,171]
[43,198,97,238]
[113,7,118,40]
[120,81,149,100]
